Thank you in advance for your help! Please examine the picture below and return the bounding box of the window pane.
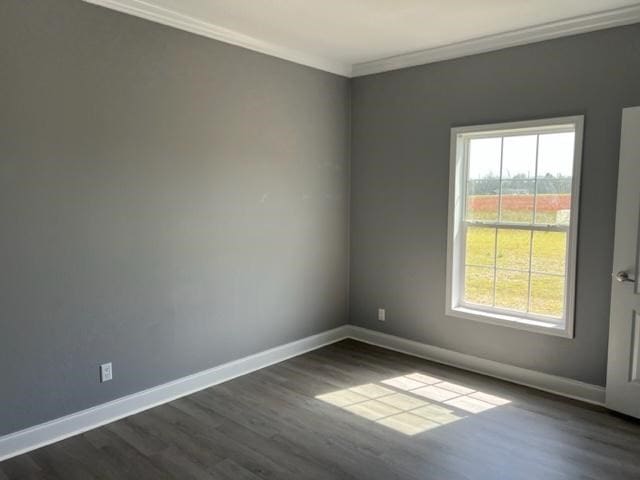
[535,183,571,225]
[535,132,574,226]
[464,266,494,306]
[500,180,535,223]
[530,274,565,318]
[465,227,495,266]
[501,135,537,179]
[495,270,529,312]
[468,137,502,180]
[496,229,530,271]
[466,137,501,222]
[537,132,574,177]
[531,231,566,275]
[466,182,499,221]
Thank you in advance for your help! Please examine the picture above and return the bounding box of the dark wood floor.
[2,340,640,480]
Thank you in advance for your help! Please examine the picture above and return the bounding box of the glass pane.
[500,180,535,223]
[464,266,494,306]
[466,137,501,222]
[501,135,537,179]
[496,229,531,271]
[537,132,574,177]
[466,181,499,221]
[530,274,565,318]
[465,227,495,266]
[531,231,567,275]
[535,181,572,225]
[468,137,502,180]
[536,132,574,225]
[495,270,529,312]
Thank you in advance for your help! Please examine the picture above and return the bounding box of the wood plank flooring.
[2,339,640,479]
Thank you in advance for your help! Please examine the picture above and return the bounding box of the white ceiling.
[85,0,640,76]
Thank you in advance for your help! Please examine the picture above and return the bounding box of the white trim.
[345,326,606,406]
[448,306,569,338]
[81,0,352,77]
[351,5,640,77]
[0,324,607,461]
[445,116,584,338]
[81,2,640,78]
[0,326,350,462]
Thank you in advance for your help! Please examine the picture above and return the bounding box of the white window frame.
[445,116,583,338]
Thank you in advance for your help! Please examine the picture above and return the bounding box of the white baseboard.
[345,325,606,406]
[0,326,350,462]
[0,323,607,462]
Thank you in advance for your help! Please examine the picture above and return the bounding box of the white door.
[606,106,640,418]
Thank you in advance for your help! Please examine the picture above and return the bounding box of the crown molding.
[83,1,640,78]
[352,4,640,77]
[82,0,352,77]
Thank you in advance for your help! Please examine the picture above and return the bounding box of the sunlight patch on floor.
[316,373,511,436]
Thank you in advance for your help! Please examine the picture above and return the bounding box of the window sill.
[447,305,573,338]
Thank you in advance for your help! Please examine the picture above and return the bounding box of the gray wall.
[0,0,350,436]
[350,24,640,386]
[2,0,638,439]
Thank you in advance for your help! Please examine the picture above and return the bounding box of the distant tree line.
[468,173,572,196]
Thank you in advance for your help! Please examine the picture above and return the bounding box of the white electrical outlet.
[378,308,386,321]
[100,362,113,383]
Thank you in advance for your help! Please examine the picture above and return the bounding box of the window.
[446,116,583,337]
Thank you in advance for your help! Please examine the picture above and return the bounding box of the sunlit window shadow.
[316,373,511,436]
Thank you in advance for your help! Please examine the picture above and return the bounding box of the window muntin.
[447,117,582,336]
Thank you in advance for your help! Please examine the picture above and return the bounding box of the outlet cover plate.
[100,362,113,383]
